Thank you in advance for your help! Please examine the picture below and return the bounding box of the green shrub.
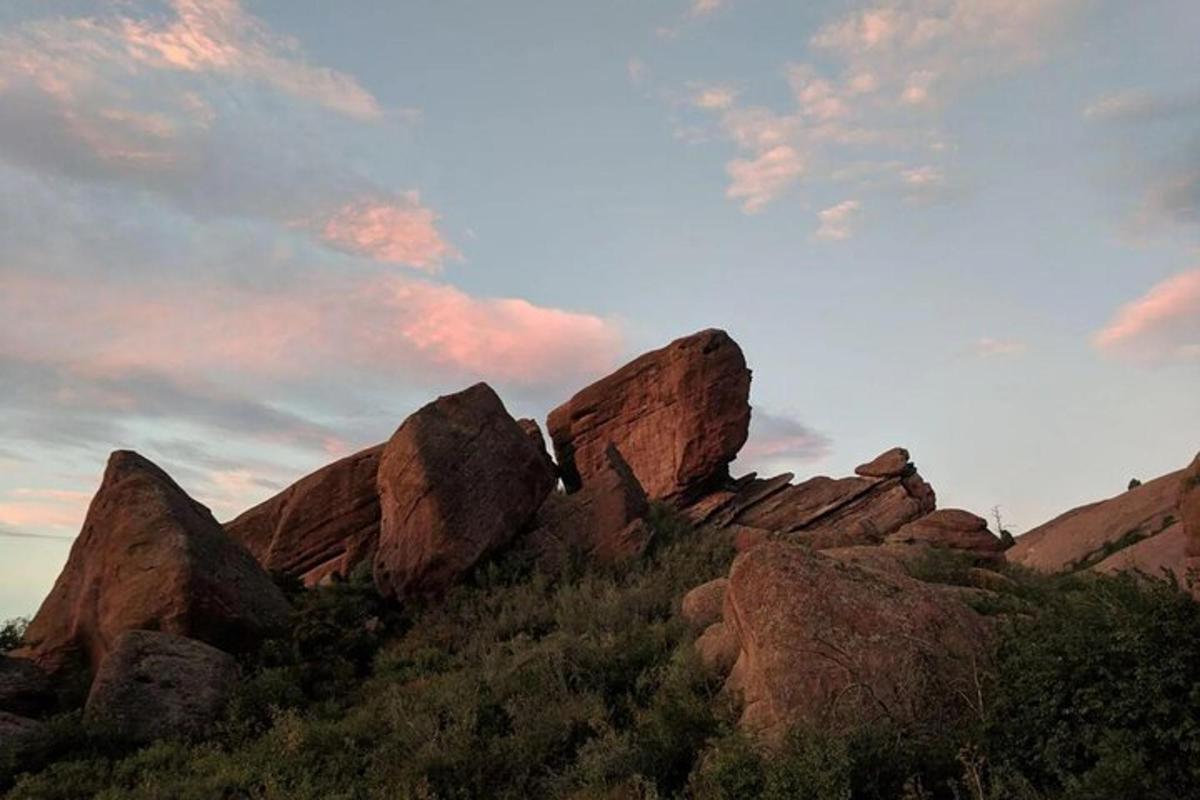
[0,618,27,652]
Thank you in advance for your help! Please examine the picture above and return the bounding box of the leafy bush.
[0,618,27,652]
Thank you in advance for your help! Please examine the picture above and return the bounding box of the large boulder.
[681,578,728,630]
[225,444,384,586]
[525,444,651,568]
[722,542,990,742]
[0,711,45,765]
[84,630,238,743]
[885,509,1005,555]
[16,451,291,679]
[0,656,52,717]
[374,383,557,597]
[1008,468,1186,573]
[548,329,751,504]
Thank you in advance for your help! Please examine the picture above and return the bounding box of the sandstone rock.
[886,509,1004,555]
[1092,521,1197,592]
[0,656,52,717]
[730,525,772,553]
[374,383,557,597]
[0,711,44,762]
[518,418,558,476]
[1181,454,1200,548]
[967,567,1017,593]
[226,444,384,586]
[723,541,989,742]
[1007,468,1185,573]
[695,622,739,674]
[548,329,751,504]
[84,631,238,743]
[17,451,291,679]
[680,578,728,629]
[525,445,650,568]
[855,447,911,478]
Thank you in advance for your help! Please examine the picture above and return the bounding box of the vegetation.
[0,618,26,653]
[4,510,1200,799]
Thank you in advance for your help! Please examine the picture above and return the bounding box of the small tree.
[1128,478,1142,490]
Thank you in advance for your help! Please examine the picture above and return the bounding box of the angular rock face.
[855,447,911,478]
[886,509,1005,555]
[225,444,384,586]
[548,329,751,504]
[374,383,557,597]
[1181,454,1200,549]
[84,631,238,743]
[0,656,52,717]
[721,542,989,742]
[1007,468,1186,573]
[525,445,650,568]
[16,451,291,679]
[518,418,558,477]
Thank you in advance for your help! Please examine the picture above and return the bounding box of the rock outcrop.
[374,383,557,597]
[680,578,728,630]
[548,329,751,504]
[0,656,52,718]
[525,445,651,568]
[719,542,990,742]
[226,444,384,586]
[16,451,291,679]
[885,509,1005,556]
[84,631,238,743]
[1182,454,1200,545]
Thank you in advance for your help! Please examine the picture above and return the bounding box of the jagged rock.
[548,329,751,504]
[525,445,650,568]
[681,578,728,629]
[374,383,557,597]
[16,451,291,680]
[226,444,384,586]
[855,447,911,478]
[886,509,1005,555]
[1182,454,1200,547]
[1007,468,1186,573]
[518,418,558,476]
[695,622,739,673]
[723,541,989,742]
[0,711,45,762]
[84,631,238,743]
[0,656,52,717]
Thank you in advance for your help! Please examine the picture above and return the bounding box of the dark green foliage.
[1068,527,1149,571]
[0,618,26,652]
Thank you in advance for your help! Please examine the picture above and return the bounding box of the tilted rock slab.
[722,541,990,743]
[374,383,557,598]
[548,328,751,504]
[226,444,384,586]
[84,630,238,743]
[17,451,291,680]
[886,509,1005,556]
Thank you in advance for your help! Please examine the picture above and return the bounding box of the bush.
[0,618,27,652]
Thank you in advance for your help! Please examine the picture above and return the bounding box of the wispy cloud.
[1093,269,1200,363]
[967,337,1027,357]
[814,199,862,240]
[739,410,832,467]
[315,194,460,272]
[1084,88,1200,124]
[726,145,805,213]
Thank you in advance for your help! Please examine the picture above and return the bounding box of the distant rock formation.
[886,509,1006,556]
[16,451,290,680]
[226,444,384,586]
[548,328,751,505]
[374,383,557,598]
[84,630,238,744]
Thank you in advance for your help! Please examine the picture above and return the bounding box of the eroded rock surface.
[886,509,1005,555]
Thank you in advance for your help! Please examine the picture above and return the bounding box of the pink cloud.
[738,410,832,467]
[814,199,862,240]
[726,145,805,213]
[0,489,91,532]
[316,195,460,271]
[1093,269,1200,362]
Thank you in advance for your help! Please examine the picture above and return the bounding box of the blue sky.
[1,0,1198,618]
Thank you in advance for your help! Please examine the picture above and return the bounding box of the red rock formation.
[721,542,990,742]
[84,630,238,743]
[225,444,383,586]
[525,444,651,568]
[680,578,728,630]
[16,451,290,679]
[374,384,557,598]
[547,329,751,504]
[885,509,1005,555]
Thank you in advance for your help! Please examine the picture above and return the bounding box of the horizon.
[1,0,1199,619]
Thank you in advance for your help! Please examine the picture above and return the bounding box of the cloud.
[690,0,729,18]
[1093,269,1200,362]
[726,145,805,213]
[815,199,862,240]
[315,195,460,271]
[691,84,737,111]
[0,526,74,543]
[1084,88,1200,123]
[739,410,832,466]
[967,337,1027,357]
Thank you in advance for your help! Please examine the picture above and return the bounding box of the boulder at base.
[225,444,384,586]
[84,630,238,744]
[17,451,290,679]
[374,383,557,597]
[548,329,751,504]
[722,541,990,743]
[0,656,53,717]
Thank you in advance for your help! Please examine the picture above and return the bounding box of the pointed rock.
[226,444,384,586]
[16,451,290,679]
[548,329,751,504]
[374,384,557,597]
[855,447,912,478]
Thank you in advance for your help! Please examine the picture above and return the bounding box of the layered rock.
[885,509,1005,556]
[0,656,52,717]
[720,542,990,742]
[525,445,651,568]
[84,631,238,743]
[548,329,751,504]
[374,383,557,597]
[1007,468,1186,574]
[226,444,384,586]
[16,451,290,679]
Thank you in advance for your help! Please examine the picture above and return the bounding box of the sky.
[1,0,1198,619]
